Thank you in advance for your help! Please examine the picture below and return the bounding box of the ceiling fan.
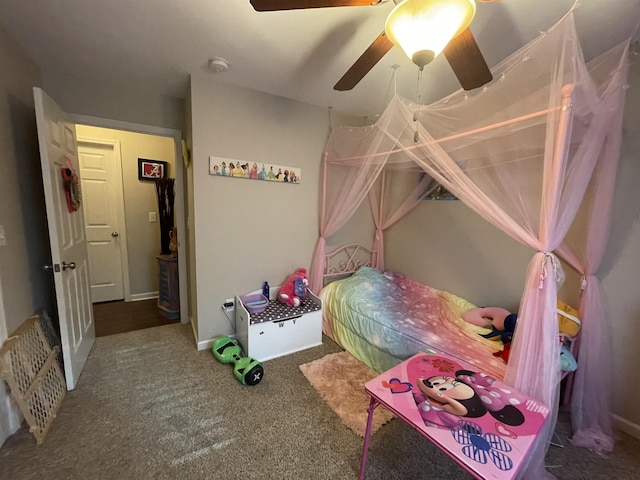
[249,0,496,92]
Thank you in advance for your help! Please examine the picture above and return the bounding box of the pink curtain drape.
[309,7,633,477]
[368,172,434,270]
[309,149,389,293]
[403,84,583,479]
[554,43,630,452]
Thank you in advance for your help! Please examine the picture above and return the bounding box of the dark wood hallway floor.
[93,298,180,337]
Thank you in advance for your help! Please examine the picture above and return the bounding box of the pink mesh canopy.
[310,6,636,478]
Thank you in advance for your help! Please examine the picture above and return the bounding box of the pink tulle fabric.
[310,4,636,478]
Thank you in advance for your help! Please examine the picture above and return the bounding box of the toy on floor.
[212,336,263,385]
[277,267,309,308]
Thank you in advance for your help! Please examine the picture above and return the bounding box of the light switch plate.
[148,212,157,223]
[0,225,5,247]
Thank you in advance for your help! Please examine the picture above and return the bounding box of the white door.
[78,142,126,303]
[34,88,95,390]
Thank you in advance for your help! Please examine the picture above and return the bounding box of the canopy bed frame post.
[544,83,576,234]
[374,170,387,269]
[309,153,330,294]
[511,82,576,384]
[321,152,328,229]
[501,82,579,479]
[554,84,576,162]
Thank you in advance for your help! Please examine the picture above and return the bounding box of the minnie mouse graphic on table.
[359,352,549,480]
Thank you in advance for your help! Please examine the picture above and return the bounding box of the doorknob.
[62,261,76,271]
[111,231,119,237]
[43,264,53,272]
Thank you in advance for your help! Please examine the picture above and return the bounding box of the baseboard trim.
[197,338,214,351]
[190,314,236,351]
[191,318,199,348]
[612,414,640,440]
[130,292,158,301]
[197,334,236,351]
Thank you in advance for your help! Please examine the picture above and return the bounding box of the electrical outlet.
[222,298,235,312]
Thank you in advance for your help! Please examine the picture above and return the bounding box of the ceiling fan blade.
[443,28,493,91]
[334,31,394,91]
[250,0,374,11]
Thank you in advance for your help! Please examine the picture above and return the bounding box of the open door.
[34,87,95,390]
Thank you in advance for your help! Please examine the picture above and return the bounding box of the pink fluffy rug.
[299,351,395,437]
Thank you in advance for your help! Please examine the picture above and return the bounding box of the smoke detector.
[208,57,230,73]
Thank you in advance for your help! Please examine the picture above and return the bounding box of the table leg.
[358,396,380,480]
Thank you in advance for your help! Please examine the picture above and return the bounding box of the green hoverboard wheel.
[212,336,264,385]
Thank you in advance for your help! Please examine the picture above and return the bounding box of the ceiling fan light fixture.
[385,0,476,68]
[412,50,435,69]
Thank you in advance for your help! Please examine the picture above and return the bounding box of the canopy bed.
[320,261,581,378]
[308,5,636,478]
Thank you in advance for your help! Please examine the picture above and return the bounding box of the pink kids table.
[359,352,550,479]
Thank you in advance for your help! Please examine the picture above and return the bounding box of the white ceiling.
[1,0,639,117]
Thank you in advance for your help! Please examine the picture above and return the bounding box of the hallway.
[93,299,179,337]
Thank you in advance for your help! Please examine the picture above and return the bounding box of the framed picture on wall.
[138,158,168,181]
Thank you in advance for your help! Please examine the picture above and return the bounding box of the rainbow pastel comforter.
[319,267,507,380]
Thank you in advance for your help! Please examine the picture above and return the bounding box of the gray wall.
[189,76,330,344]
[42,74,184,132]
[603,57,640,435]
[0,25,54,446]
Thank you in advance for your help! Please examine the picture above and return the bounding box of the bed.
[319,265,508,380]
[318,241,580,390]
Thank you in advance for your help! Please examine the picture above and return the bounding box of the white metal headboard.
[323,243,377,284]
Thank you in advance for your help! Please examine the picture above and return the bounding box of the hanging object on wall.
[420,174,458,200]
[138,158,168,181]
[154,178,175,255]
[181,140,191,168]
[424,183,458,200]
[61,157,81,212]
[209,156,301,184]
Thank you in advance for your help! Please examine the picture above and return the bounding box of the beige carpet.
[299,351,395,437]
[4,326,640,479]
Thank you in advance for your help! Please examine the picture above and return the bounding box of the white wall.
[75,125,176,297]
[189,77,330,344]
[0,25,53,447]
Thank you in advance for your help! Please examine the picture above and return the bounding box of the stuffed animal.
[462,306,512,332]
[277,268,309,308]
[463,307,518,362]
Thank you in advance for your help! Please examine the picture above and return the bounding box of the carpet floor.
[1,323,640,479]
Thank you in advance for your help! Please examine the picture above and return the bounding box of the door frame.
[76,137,131,302]
[72,114,188,324]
